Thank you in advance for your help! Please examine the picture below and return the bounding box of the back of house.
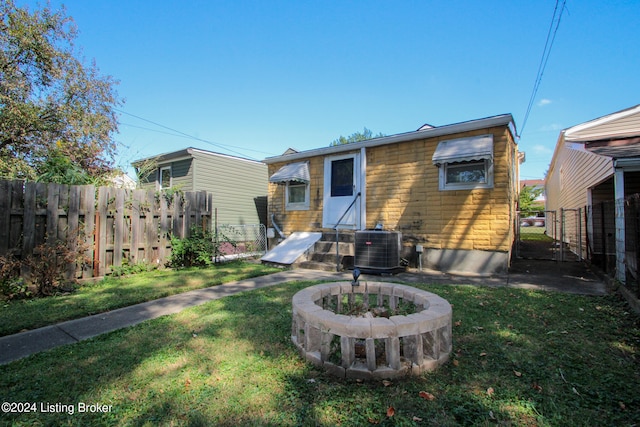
[263,114,521,275]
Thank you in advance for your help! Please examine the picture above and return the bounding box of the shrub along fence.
[0,179,213,279]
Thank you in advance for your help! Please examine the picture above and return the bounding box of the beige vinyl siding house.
[545,141,613,213]
[546,104,640,283]
[133,148,268,226]
[263,114,521,274]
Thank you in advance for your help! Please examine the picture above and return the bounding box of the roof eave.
[614,157,640,171]
[131,148,194,166]
[263,114,515,164]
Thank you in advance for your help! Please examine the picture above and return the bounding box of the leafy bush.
[24,242,87,296]
[168,227,216,268]
[0,239,90,300]
[0,255,29,299]
[110,259,159,277]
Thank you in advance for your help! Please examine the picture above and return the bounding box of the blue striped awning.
[269,162,310,184]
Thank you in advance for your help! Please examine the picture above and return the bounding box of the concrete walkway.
[0,262,607,366]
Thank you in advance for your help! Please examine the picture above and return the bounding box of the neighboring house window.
[286,181,309,210]
[159,166,172,189]
[439,159,493,190]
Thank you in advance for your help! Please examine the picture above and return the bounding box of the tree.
[0,0,122,181]
[330,127,384,146]
[519,185,544,216]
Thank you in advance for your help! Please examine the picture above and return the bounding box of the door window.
[331,158,354,197]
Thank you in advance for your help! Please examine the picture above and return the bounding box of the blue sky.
[20,0,640,179]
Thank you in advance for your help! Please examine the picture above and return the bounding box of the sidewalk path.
[0,262,607,365]
[0,270,347,365]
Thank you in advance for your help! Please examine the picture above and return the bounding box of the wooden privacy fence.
[0,179,213,278]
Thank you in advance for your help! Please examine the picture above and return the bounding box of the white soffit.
[565,104,640,142]
[432,134,493,165]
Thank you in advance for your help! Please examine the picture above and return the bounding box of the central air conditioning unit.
[354,230,403,274]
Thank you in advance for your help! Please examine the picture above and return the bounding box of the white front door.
[322,153,360,229]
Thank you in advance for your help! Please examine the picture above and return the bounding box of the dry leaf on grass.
[419,391,436,400]
[487,387,495,397]
[386,406,395,417]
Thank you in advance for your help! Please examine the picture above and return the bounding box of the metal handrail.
[333,192,361,271]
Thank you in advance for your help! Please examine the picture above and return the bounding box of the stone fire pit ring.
[291,281,452,380]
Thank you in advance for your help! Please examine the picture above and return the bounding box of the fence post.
[113,188,125,269]
[615,197,626,284]
[172,192,182,238]
[130,189,144,263]
[82,185,96,278]
[560,208,564,262]
[577,207,583,261]
[144,189,156,264]
[0,180,10,255]
[66,185,81,280]
[97,187,109,277]
[159,192,169,263]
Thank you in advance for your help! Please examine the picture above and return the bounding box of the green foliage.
[132,158,159,188]
[35,142,97,185]
[0,0,122,181]
[519,185,544,216]
[330,127,385,146]
[0,256,29,299]
[155,185,185,207]
[0,240,88,299]
[109,259,158,277]
[168,227,216,268]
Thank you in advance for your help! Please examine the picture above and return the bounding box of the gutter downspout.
[270,213,285,239]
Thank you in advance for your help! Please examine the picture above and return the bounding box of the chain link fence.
[214,224,267,262]
[587,196,640,298]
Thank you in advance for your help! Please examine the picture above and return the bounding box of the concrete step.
[308,251,355,264]
[322,231,355,243]
[294,232,356,272]
[297,260,339,272]
[313,241,355,256]
[298,256,354,272]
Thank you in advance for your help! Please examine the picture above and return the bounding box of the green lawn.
[519,225,553,242]
[0,261,281,337]
[1,279,638,426]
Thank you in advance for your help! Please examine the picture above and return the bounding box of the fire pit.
[291,281,452,379]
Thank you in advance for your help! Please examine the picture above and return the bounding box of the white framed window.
[286,181,310,210]
[439,159,493,191]
[432,135,494,191]
[159,166,172,189]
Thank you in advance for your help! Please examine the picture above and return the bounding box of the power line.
[520,0,566,136]
[115,108,277,159]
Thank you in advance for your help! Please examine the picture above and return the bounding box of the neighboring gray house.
[132,147,268,226]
